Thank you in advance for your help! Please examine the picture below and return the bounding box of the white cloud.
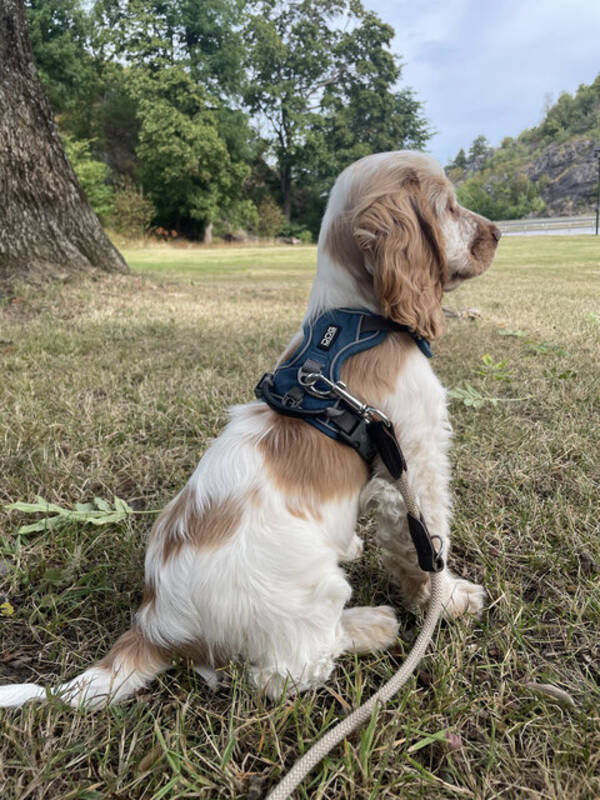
[368,0,600,164]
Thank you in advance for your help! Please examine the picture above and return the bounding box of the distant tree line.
[25,0,431,241]
[446,75,600,220]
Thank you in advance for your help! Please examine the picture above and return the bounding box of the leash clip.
[298,364,391,426]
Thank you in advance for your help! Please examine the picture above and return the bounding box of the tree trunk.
[0,0,128,284]
[281,166,292,221]
[203,222,213,244]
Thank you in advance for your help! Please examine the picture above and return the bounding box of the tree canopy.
[25,0,431,239]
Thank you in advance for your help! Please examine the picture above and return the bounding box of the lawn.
[0,236,599,799]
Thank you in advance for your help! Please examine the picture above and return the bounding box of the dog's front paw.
[441,576,487,619]
[339,534,363,563]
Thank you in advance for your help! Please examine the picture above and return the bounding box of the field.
[0,236,599,799]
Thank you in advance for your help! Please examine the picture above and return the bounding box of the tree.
[92,0,258,239]
[451,148,467,169]
[468,134,491,163]
[0,0,127,283]
[26,0,97,114]
[127,65,254,239]
[243,0,430,219]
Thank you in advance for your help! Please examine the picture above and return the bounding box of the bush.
[112,188,155,238]
[62,136,114,223]
[277,221,312,243]
[457,173,545,220]
[257,197,285,238]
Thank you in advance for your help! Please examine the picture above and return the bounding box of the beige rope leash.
[266,473,445,800]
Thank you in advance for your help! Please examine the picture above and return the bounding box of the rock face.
[527,138,599,217]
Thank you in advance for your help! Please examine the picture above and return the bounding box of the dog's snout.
[490,224,502,243]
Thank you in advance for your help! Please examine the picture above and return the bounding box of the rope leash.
[266,473,445,800]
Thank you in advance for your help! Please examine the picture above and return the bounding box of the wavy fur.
[0,151,500,710]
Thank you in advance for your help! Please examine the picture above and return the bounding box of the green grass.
[0,236,599,799]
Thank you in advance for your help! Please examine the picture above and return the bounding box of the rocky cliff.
[447,74,600,219]
[527,138,599,216]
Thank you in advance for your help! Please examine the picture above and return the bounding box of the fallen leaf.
[137,745,164,773]
[524,682,576,709]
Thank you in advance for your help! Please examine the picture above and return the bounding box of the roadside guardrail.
[497,215,596,234]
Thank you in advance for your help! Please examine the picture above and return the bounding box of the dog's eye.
[447,202,458,216]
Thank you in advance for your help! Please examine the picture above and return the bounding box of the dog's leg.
[362,476,486,619]
[248,565,354,700]
[0,626,170,709]
[340,605,399,652]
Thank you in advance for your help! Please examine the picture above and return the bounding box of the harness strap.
[361,315,433,358]
[255,309,444,574]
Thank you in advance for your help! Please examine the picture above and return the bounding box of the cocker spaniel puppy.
[0,151,500,709]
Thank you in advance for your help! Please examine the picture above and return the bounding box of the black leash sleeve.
[366,419,407,479]
[407,513,445,572]
[368,420,444,572]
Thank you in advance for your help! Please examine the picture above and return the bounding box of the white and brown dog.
[0,151,500,709]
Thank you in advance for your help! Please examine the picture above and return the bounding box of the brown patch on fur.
[156,486,244,563]
[98,626,171,672]
[353,179,448,341]
[256,406,368,506]
[285,498,323,522]
[340,331,413,407]
[175,638,231,669]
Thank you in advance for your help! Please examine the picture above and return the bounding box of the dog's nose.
[490,224,502,243]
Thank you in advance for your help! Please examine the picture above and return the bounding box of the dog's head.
[320,151,500,340]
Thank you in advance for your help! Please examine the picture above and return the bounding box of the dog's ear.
[352,175,447,340]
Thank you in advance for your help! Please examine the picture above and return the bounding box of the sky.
[368,0,600,165]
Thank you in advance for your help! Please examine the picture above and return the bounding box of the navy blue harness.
[254,308,443,573]
[255,308,431,463]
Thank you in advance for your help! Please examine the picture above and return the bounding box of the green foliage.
[276,221,313,243]
[113,187,155,238]
[533,76,600,144]
[243,0,430,221]
[449,73,600,221]
[25,0,97,112]
[28,0,431,237]
[476,353,513,381]
[457,171,545,220]
[468,134,491,161]
[257,197,285,238]
[128,66,251,237]
[4,496,136,534]
[447,383,494,408]
[452,148,467,169]
[62,136,115,223]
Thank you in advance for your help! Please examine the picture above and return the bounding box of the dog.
[0,151,500,709]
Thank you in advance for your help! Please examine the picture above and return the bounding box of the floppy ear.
[352,178,447,340]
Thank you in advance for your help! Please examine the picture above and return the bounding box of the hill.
[446,74,600,219]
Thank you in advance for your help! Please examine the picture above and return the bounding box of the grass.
[0,236,599,799]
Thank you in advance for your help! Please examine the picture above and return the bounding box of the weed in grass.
[0,237,599,799]
[476,353,513,381]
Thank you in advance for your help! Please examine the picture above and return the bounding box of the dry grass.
[0,237,599,799]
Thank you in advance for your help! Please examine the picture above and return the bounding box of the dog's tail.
[0,625,171,709]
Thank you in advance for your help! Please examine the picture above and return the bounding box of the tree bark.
[203,222,213,244]
[0,0,128,284]
[281,165,292,220]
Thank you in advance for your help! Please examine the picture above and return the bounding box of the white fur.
[0,151,491,710]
